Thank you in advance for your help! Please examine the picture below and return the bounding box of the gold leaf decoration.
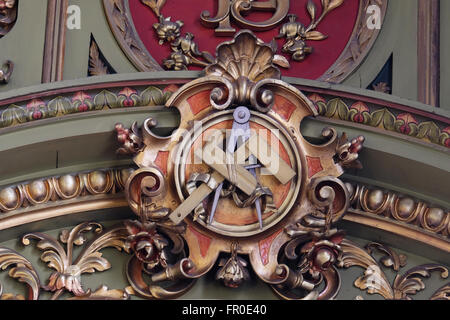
[339,240,394,299]
[307,0,317,21]
[305,31,328,41]
[141,0,167,17]
[392,265,449,300]
[22,222,128,299]
[366,242,407,272]
[89,40,109,76]
[68,285,130,300]
[0,247,40,300]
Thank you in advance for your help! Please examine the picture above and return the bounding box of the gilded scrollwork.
[121,165,196,299]
[116,30,368,300]
[366,242,407,271]
[430,283,450,300]
[67,285,130,300]
[22,222,129,299]
[339,241,450,300]
[272,229,345,300]
[0,246,40,300]
[103,0,388,82]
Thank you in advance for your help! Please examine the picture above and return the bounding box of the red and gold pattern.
[129,0,359,79]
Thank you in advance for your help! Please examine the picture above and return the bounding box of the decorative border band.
[304,91,450,149]
[0,84,177,129]
[345,182,449,238]
[0,167,135,217]
[0,167,447,246]
[1,77,448,149]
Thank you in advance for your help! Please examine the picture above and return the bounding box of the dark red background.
[129,0,359,79]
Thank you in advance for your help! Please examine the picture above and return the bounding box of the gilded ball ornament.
[367,189,385,211]
[0,187,19,209]
[89,171,107,192]
[120,168,134,186]
[28,180,47,202]
[58,175,78,197]
[425,208,445,228]
[344,183,354,196]
[397,197,415,219]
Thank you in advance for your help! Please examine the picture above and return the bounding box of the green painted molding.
[0,71,199,102]
[284,77,449,119]
[302,117,450,206]
[343,0,419,102]
[0,107,178,187]
[63,0,138,79]
[0,107,448,205]
[0,0,48,93]
[441,0,450,110]
[0,72,448,119]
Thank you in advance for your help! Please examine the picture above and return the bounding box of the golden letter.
[201,0,290,36]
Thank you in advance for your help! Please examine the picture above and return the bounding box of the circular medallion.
[173,108,302,237]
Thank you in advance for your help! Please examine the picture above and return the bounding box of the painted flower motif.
[308,94,327,114]
[308,94,326,104]
[153,16,183,45]
[349,102,370,124]
[396,113,419,135]
[299,230,345,276]
[216,252,250,288]
[72,91,93,112]
[26,99,46,120]
[124,220,169,270]
[443,127,450,148]
[118,87,139,107]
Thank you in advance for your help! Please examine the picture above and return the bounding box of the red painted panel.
[273,94,297,121]
[189,226,212,258]
[259,230,282,266]
[306,156,323,178]
[154,151,170,176]
[129,0,360,79]
[187,90,212,115]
